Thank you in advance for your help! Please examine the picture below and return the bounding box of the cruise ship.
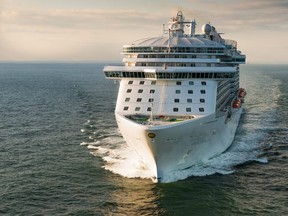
[103,11,246,182]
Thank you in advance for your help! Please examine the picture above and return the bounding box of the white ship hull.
[116,108,242,182]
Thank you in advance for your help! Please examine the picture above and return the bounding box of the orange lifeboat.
[238,88,246,103]
[238,88,246,98]
[232,99,241,108]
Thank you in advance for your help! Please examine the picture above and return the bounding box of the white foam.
[255,157,268,164]
[80,140,101,146]
[87,145,99,150]
[80,142,89,146]
[90,140,153,179]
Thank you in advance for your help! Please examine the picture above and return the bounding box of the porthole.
[148,133,156,138]
[199,108,204,112]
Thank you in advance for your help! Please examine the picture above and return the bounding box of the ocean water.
[0,63,287,215]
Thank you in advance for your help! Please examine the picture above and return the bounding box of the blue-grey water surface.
[0,63,287,215]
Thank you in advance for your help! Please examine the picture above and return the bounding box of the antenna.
[190,19,196,36]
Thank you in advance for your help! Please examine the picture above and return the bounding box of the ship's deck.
[125,114,196,126]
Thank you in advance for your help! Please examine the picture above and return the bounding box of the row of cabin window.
[137,63,200,67]
[140,54,198,58]
[125,98,205,103]
[105,71,234,79]
[123,47,224,53]
[128,80,207,85]
[126,89,206,94]
[123,106,205,112]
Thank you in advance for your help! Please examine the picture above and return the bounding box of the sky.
[0,0,288,63]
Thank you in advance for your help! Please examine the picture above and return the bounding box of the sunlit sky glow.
[1,0,288,63]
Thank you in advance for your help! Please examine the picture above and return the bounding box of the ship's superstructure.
[103,11,246,182]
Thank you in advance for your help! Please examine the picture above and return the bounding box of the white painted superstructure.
[103,11,246,182]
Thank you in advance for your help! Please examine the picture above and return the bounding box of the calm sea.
[0,63,287,215]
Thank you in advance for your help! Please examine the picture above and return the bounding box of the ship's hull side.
[115,107,242,182]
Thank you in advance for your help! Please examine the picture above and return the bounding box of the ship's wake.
[82,139,154,179]
[80,120,153,179]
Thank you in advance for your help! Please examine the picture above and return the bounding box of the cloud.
[0,8,166,34]
[183,0,288,31]
[0,7,167,61]
[2,0,286,36]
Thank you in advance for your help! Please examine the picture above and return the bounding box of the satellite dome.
[202,24,212,35]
